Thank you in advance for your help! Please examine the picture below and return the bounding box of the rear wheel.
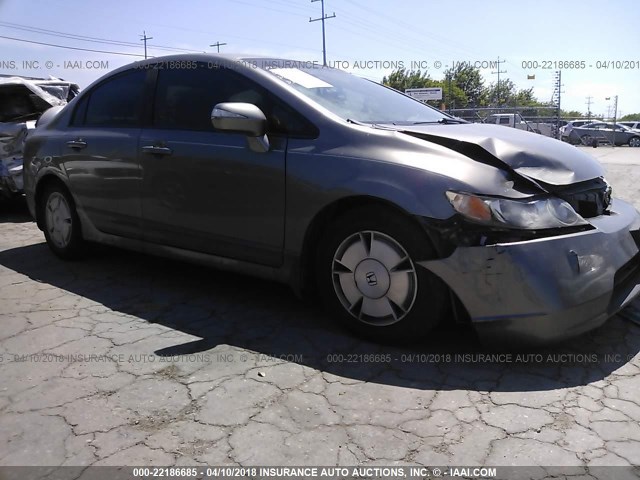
[41,183,85,259]
[316,207,448,343]
[629,136,640,147]
[581,134,594,145]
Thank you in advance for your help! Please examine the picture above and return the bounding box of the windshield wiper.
[347,119,397,130]
[412,118,467,125]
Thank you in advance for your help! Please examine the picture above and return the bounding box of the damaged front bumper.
[420,198,640,345]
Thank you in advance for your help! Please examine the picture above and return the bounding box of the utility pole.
[309,0,336,66]
[585,96,593,121]
[447,73,452,114]
[552,71,562,139]
[209,42,227,53]
[490,56,507,106]
[140,31,153,59]
[609,95,618,147]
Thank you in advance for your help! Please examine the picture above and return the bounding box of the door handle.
[142,145,173,155]
[66,139,87,150]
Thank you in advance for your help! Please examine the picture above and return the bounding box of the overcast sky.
[1,0,638,116]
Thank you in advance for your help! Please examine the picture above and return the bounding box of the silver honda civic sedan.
[23,54,640,345]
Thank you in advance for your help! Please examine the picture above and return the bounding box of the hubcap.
[45,192,72,249]
[331,231,417,326]
[630,138,640,147]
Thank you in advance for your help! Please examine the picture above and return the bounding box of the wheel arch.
[298,195,448,298]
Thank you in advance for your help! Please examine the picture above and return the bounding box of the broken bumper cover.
[420,198,640,345]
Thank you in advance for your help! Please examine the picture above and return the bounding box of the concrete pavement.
[1,146,640,471]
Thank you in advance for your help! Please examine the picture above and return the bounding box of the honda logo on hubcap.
[365,272,378,286]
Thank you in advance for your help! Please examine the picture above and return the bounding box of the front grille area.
[554,177,612,218]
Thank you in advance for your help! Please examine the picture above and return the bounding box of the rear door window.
[79,69,147,127]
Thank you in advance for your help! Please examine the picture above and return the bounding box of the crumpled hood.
[392,123,605,186]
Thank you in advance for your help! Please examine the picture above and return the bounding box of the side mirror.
[211,102,269,153]
[211,102,266,136]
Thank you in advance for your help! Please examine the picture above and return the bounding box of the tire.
[629,136,640,148]
[40,183,85,259]
[316,206,448,343]
[581,134,593,146]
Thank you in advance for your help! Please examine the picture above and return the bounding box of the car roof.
[75,53,328,99]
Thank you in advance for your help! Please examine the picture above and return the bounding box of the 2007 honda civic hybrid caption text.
[23,54,640,346]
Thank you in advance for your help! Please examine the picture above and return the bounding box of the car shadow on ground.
[1,240,639,393]
[0,197,32,224]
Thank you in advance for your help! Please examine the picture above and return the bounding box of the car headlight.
[446,191,588,229]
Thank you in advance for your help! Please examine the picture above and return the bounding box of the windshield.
[253,59,446,124]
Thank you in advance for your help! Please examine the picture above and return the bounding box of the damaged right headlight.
[446,191,588,229]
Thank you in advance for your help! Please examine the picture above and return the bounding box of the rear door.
[60,69,149,238]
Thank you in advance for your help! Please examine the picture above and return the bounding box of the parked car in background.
[560,119,601,143]
[482,113,553,137]
[23,54,640,346]
[0,75,79,199]
[569,122,640,147]
[618,121,640,131]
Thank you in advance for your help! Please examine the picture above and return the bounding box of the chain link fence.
[448,106,596,141]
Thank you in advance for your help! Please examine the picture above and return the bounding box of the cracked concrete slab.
[1,157,640,472]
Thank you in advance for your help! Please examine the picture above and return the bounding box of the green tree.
[426,78,467,109]
[485,79,518,106]
[620,113,640,121]
[443,64,485,106]
[561,110,584,118]
[514,87,539,106]
[485,80,551,111]
[382,69,467,109]
[382,69,431,91]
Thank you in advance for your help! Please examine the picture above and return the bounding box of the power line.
[309,0,336,66]
[226,0,311,18]
[0,34,146,57]
[238,0,316,15]
[0,21,203,53]
[345,0,485,59]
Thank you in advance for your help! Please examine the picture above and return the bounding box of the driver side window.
[152,63,317,137]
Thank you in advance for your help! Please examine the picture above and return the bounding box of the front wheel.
[629,136,640,147]
[316,207,448,343]
[41,183,85,259]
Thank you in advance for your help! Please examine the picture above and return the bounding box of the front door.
[140,64,287,266]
